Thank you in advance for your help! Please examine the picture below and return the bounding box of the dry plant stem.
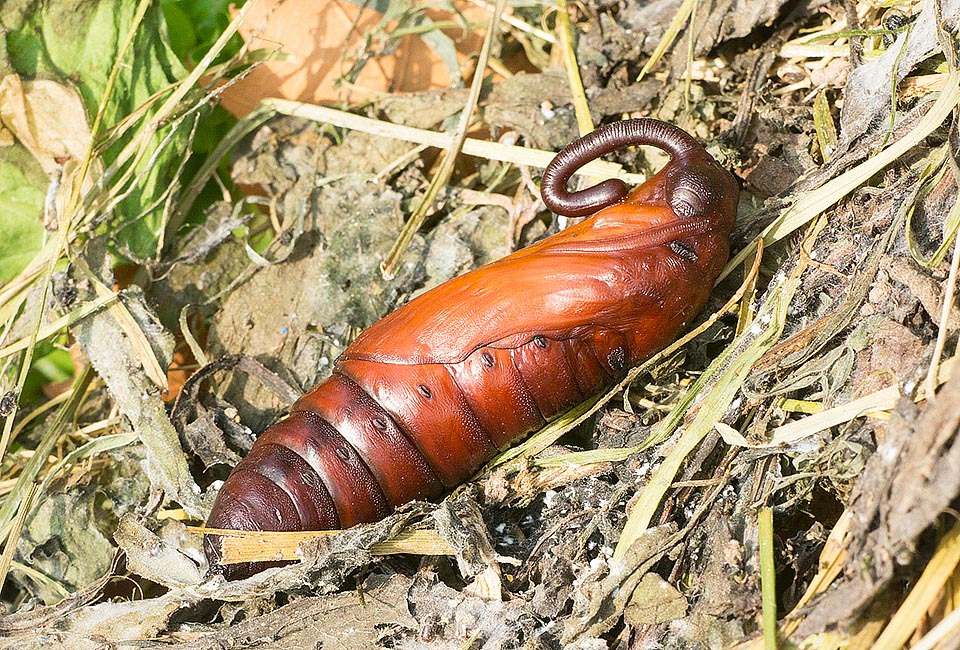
[759,506,778,650]
[912,603,960,650]
[555,0,593,137]
[466,0,555,43]
[178,305,208,367]
[764,384,901,447]
[555,0,608,191]
[735,240,761,335]
[379,0,507,279]
[841,0,864,67]
[533,447,636,468]
[872,519,960,650]
[373,143,431,184]
[683,0,698,111]
[265,101,640,183]
[196,526,455,565]
[637,0,697,82]
[924,198,960,400]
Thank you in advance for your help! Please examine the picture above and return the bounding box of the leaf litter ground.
[2,1,960,648]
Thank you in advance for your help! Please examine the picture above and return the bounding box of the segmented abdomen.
[206,327,629,548]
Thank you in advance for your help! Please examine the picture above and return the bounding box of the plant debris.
[2,1,960,648]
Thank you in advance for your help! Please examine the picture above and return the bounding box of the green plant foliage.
[0,148,46,282]
[20,345,74,405]
[159,0,250,231]
[160,0,247,65]
[2,1,192,260]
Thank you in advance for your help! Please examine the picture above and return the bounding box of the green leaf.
[158,2,197,62]
[0,147,45,283]
[4,0,193,260]
[160,0,246,64]
[21,345,75,405]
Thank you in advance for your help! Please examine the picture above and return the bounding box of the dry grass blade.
[720,68,960,283]
[366,529,456,556]
[871,520,960,650]
[767,357,956,449]
[0,367,94,591]
[925,176,960,399]
[636,0,697,82]
[198,526,455,565]
[178,305,208,367]
[266,99,640,183]
[764,386,898,447]
[485,395,598,471]
[613,218,820,562]
[556,0,594,137]
[380,0,507,279]
[912,605,960,650]
[0,292,118,360]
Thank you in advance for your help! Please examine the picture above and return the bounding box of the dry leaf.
[0,75,91,174]
[0,74,100,221]
[220,0,487,116]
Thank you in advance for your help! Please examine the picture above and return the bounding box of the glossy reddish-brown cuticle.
[204,118,738,580]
